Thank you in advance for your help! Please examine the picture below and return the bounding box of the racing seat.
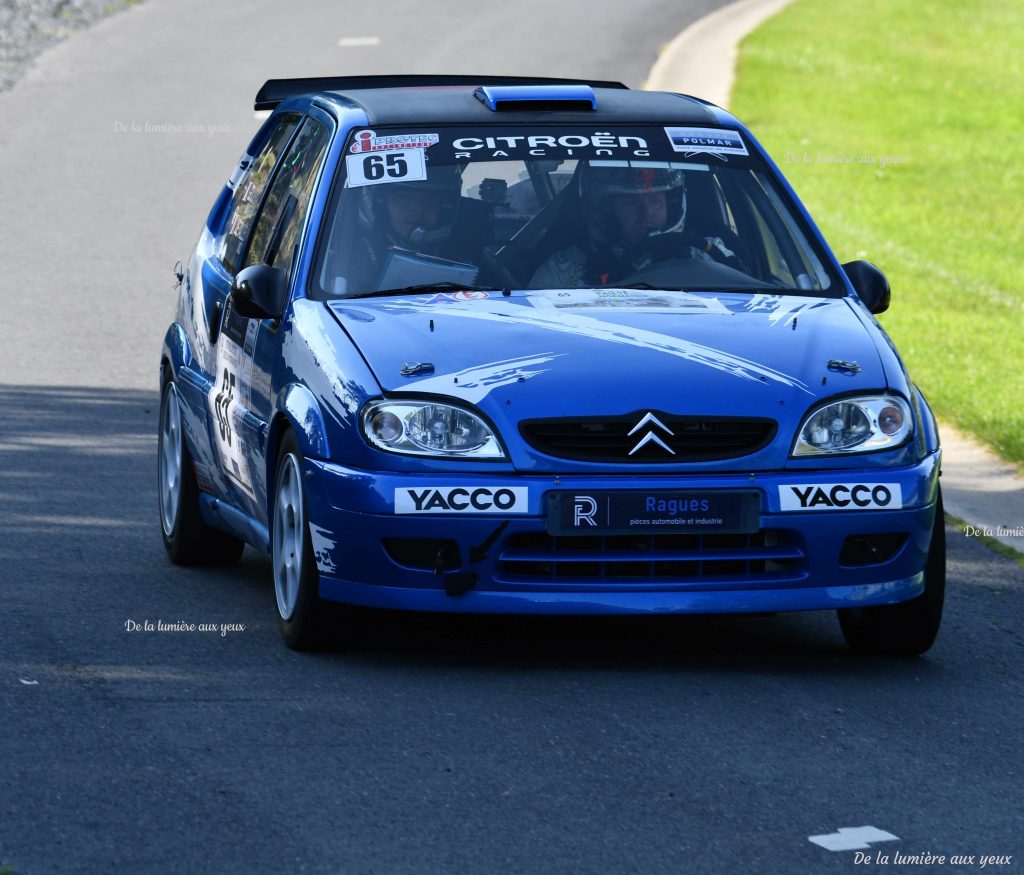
[487,173,584,286]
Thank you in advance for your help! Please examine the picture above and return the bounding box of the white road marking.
[338,36,381,47]
[808,826,900,851]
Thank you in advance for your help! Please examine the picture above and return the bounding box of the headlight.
[792,395,912,456]
[362,399,506,459]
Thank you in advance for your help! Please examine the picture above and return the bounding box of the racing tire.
[837,489,946,657]
[158,374,245,566]
[272,431,333,650]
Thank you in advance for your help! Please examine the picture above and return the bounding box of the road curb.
[644,0,795,106]
[644,0,1024,555]
[935,424,1024,552]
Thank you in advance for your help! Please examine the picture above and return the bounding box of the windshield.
[311,125,841,298]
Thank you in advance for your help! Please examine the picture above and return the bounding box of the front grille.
[497,529,804,584]
[519,413,777,462]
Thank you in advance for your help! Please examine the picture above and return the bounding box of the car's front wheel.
[158,373,244,566]
[838,489,946,657]
[272,430,335,650]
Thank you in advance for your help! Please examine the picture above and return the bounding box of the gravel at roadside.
[0,0,144,91]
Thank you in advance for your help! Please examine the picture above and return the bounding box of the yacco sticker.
[345,149,427,188]
[665,127,748,157]
[779,483,902,511]
[395,486,529,514]
[349,130,440,153]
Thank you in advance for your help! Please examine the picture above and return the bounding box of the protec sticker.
[349,130,439,153]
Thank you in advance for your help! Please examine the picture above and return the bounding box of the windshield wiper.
[348,282,495,300]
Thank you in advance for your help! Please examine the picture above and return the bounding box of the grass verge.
[731,0,1024,464]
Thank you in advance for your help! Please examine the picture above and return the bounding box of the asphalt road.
[1,2,1022,873]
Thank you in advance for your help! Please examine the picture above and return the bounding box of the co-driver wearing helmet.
[530,164,735,289]
[348,164,489,290]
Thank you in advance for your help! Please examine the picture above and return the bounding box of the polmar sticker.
[664,127,748,157]
[345,148,427,188]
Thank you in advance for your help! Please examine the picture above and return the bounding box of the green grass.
[731,0,1024,465]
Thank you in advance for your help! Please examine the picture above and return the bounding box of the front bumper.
[303,451,941,615]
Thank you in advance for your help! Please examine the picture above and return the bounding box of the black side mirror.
[842,260,891,314]
[230,263,289,320]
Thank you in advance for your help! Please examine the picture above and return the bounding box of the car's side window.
[243,118,330,275]
[217,114,300,274]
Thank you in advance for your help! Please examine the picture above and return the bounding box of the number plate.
[546,490,761,536]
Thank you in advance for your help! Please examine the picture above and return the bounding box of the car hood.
[325,289,888,469]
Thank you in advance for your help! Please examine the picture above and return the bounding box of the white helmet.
[580,163,687,244]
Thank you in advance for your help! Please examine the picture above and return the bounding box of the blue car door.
[182,112,302,504]
[209,112,333,523]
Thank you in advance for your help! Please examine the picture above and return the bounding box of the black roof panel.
[312,85,717,126]
[256,75,625,110]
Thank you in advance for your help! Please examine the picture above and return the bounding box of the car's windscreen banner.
[346,126,759,167]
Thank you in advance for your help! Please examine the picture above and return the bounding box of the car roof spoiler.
[254,75,628,111]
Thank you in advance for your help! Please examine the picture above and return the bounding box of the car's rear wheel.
[272,430,333,650]
[838,489,946,657]
[158,373,244,566]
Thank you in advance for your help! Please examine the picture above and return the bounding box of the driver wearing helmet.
[529,164,732,288]
[349,164,489,289]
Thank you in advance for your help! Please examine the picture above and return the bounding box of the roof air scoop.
[474,85,597,112]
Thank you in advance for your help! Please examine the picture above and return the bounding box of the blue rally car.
[158,75,944,654]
